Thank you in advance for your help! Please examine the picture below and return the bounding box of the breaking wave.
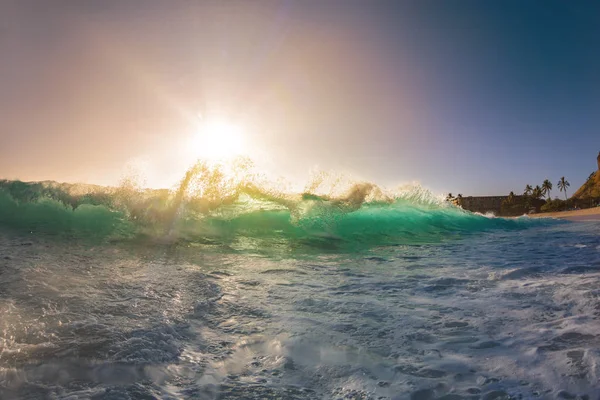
[0,159,558,249]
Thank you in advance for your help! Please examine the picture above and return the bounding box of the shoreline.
[528,207,600,221]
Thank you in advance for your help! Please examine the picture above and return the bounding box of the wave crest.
[0,159,557,248]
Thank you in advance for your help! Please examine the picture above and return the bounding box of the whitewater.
[1,161,600,399]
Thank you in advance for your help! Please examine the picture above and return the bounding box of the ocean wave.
[0,160,559,248]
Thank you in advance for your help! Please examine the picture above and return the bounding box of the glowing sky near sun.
[1,1,599,195]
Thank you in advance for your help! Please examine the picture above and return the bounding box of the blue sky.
[0,0,598,196]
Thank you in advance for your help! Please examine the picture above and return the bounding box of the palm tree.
[558,177,570,201]
[524,184,533,196]
[532,185,543,199]
[542,179,553,200]
[507,191,515,204]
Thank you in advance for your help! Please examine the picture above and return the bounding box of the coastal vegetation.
[452,152,600,216]
[542,179,552,199]
[557,177,570,201]
[498,183,547,216]
[445,193,463,202]
[500,177,577,215]
[499,175,600,215]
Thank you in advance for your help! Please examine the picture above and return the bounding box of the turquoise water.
[1,175,599,399]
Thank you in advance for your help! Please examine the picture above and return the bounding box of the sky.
[1,0,599,196]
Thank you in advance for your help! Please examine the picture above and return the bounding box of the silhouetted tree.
[558,177,570,202]
[507,191,515,204]
[542,179,553,200]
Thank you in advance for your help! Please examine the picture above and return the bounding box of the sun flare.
[190,119,247,161]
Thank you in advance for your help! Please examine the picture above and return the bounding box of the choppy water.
[1,171,600,399]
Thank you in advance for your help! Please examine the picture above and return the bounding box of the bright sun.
[190,119,246,161]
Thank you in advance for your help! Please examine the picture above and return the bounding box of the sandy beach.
[529,206,600,221]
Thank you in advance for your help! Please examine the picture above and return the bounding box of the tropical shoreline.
[528,207,600,221]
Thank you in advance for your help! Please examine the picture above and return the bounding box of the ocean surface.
[1,166,600,400]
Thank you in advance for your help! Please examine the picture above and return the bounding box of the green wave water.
[0,186,133,239]
[0,175,555,249]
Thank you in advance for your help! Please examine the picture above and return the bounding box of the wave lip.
[0,169,558,247]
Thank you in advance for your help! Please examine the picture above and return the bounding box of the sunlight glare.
[190,119,246,161]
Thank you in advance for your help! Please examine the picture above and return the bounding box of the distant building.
[459,195,523,214]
